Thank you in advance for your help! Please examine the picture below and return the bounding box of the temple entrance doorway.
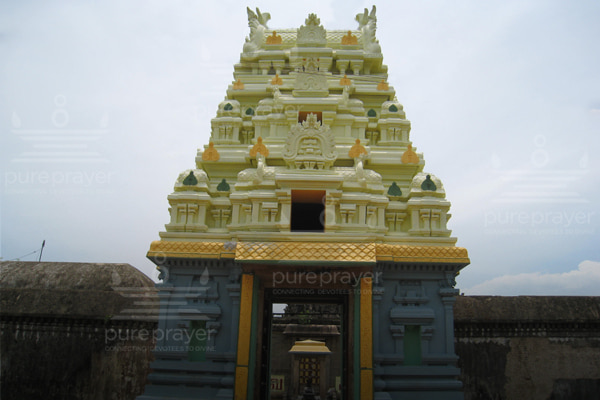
[260,290,350,400]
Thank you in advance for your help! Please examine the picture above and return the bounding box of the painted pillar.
[234,274,254,400]
[360,277,373,400]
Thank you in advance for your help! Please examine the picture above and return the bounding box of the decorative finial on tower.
[341,30,358,45]
[233,79,245,90]
[305,13,320,26]
[401,144,419,164]
[348,138,368,158]
[340,74,352,86]
[202,142,220,161]
[250,137,269,157]
[266,31,282,45]
[377,79,389,91]
[297,13,326,46]
[270,74,283,85]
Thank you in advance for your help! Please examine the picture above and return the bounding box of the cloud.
[463,260,600,296]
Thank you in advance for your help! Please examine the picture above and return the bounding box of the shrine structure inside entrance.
[137,6,469,400]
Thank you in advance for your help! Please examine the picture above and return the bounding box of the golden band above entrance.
[147,240,469,265]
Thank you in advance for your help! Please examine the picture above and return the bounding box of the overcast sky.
[1,0,599,295]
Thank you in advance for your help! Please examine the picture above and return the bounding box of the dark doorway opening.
[260,290,348,400]
[291,190,325,232]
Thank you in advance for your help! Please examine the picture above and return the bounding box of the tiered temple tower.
[138,6,469,400]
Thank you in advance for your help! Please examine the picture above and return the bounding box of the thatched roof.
[0,262,158,321]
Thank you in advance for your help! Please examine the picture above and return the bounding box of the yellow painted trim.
[146,241,235,259]
[360,369,374,400]
[234,366,249,400]
[236,242,376,263]
[146,240,469,264]
[234,274,254,400]
[360,277,373,400]
[375,243,469,264]
[236,274,254,366]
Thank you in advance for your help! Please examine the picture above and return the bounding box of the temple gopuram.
[137,6,469,400]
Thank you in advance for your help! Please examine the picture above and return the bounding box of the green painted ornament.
[217,178,230,191]
[421,175,437,191]
[387,182,402,196]
[183,171,198,186]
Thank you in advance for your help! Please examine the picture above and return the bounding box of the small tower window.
[291,190,325,232]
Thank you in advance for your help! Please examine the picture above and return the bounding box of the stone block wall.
[1,318,155,400]
[454,296,600,400]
